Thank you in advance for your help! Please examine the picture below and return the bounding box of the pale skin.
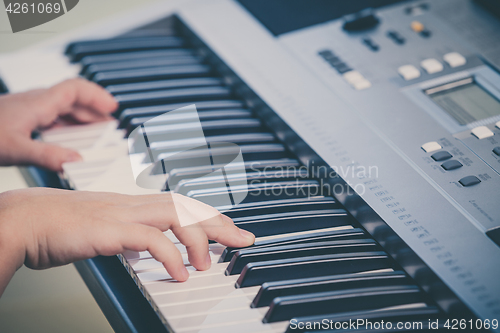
[0,79,255,296]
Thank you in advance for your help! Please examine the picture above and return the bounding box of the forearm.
[0,191,27,297]
[0,226,25,297]
[0,246,23,297]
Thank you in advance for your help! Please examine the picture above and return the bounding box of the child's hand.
[0,78,117,171]
[0,188,255,295]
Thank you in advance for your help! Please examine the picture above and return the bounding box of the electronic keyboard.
[1,0,500,332]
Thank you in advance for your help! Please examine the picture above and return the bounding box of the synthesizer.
[1,0,499,332]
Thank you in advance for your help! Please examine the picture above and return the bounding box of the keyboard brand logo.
[128,104,248,227]
[3,0,79,33]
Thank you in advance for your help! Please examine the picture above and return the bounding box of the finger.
[121,192,255,270]
[15,138,82,171]
[65,106,114,124]
[117,223,189,282]
[116,194,211,271]
[200,213,255,247]
[170,194,255,247]
[48,78,118,117]
[124,193,255,248]
[120,193,254,269]
[170,222,211,271]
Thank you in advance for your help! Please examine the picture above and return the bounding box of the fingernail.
[65,153,83,163]
[205,253,212,268]
[180,267,189,281]
[239,228,255,241]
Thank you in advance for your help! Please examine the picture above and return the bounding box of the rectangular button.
[431,151,452,161]
[398,65,420,80]
[471,126,494,139]
[421,141,441,153]
[459,176,481,187]
[443,52,466,68]
[421,58,443,74]
[441,160,462,171]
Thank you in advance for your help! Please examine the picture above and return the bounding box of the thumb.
[19,139,82,172]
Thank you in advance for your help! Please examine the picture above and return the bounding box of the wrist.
[0,190,29,296]
[0,190,28,268]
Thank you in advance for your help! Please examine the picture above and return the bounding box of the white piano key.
[153,284,258,305]
[67,169,110,181]
[137,266,198,283]
[92,129,126,148]
[159,289,257,317]
[41,120,117,141]
[164,230,180,243]
[255,225,354,243]
[143,264,230,293]
[62,159,117,188]
[374,303,428,312]
[78,143,128,162]
[208,243,225,256]
[57,137,100,150]
[78,155,162,194]
[130,252,217,272]
[63,160,115,177]
[354,268,394,274]
[138,260,227,284]
[176,243,187,253]
[145,278,236,297]
[42,129,103,143]
[166,299,268,329]
[178,320,286,333]
[122,250,152,260]
[122,243,186,262]
[129,258,166,271]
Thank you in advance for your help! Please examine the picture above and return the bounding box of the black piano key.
[175,168,309,194]
[134,118,262,145]
[68,36,185,62]
[133,108,253,131]
[231,209,350,238]
[83,55,203,79]
[152,144,288,175]
[159,142,285,165]
[80,49,194,69]
[220,227,367,263]
[227,239,379,275]
[93,64,212,86]
[236,252,392,288]
[115,86,233,111]
[149,133,275,156]
[107,77,223,95]
[166,158,300,188]
[219,196,337,219]
[135,108,253,126]
[252,270,409,308]
[119,100,245,127]
[189,180,322,207]
[264,285,423,323]
[285,307,442,333]
[66,36,178,53]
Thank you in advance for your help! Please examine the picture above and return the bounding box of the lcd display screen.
[425,77,500,125]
